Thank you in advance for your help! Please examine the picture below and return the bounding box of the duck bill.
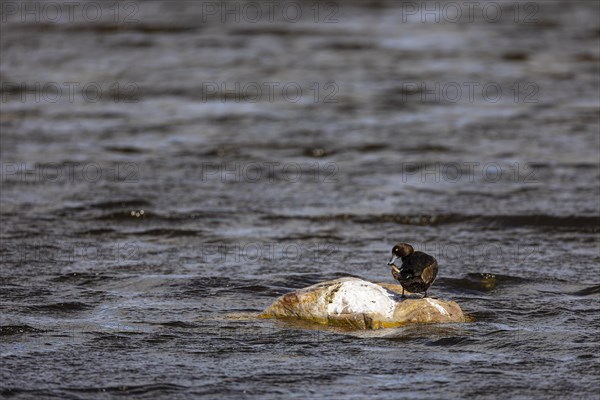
[387,255,398,266]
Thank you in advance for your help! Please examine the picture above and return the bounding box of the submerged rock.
[259,277,465,330]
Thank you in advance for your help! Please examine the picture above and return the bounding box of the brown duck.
[387,243,438,298]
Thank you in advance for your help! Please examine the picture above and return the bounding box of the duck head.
[387,243,414,266]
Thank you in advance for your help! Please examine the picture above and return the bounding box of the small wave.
[469,311,500,322]
[103,146,145,154]
[87,200,152,210]
[95,210,224,222]
[0,325,45,336]
[54,383,188,396]
[439,275,497,293]
[277,233,344,241]
[51,273,113,285]
[117,383,188,395]
[230,27,339,37]
[569,284,600,296]
[78,228,116,235]
[355,143,387,152]
[263,213,466,226]
[438,273,527,293]
[264,213,599,229]
[153,321,198,328]
[28,302,92,313]
[217,284,286,297]
[180,276,233,296]
[483,215,600,229]
[130,229,202,237]
[427,336,476,346]
[28,22,196,35]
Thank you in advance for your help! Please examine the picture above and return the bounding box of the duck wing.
[413,251,438,282]
[402,252,438,279]
[421,260,438,284]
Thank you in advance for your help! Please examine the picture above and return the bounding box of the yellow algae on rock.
[259,277,465,330]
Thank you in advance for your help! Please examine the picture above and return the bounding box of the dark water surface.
[1,0,599,398]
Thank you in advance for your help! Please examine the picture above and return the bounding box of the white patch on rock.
[426,298,448,316]
[326,279,396,318]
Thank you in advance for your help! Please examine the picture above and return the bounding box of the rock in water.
[259,277,465,329]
